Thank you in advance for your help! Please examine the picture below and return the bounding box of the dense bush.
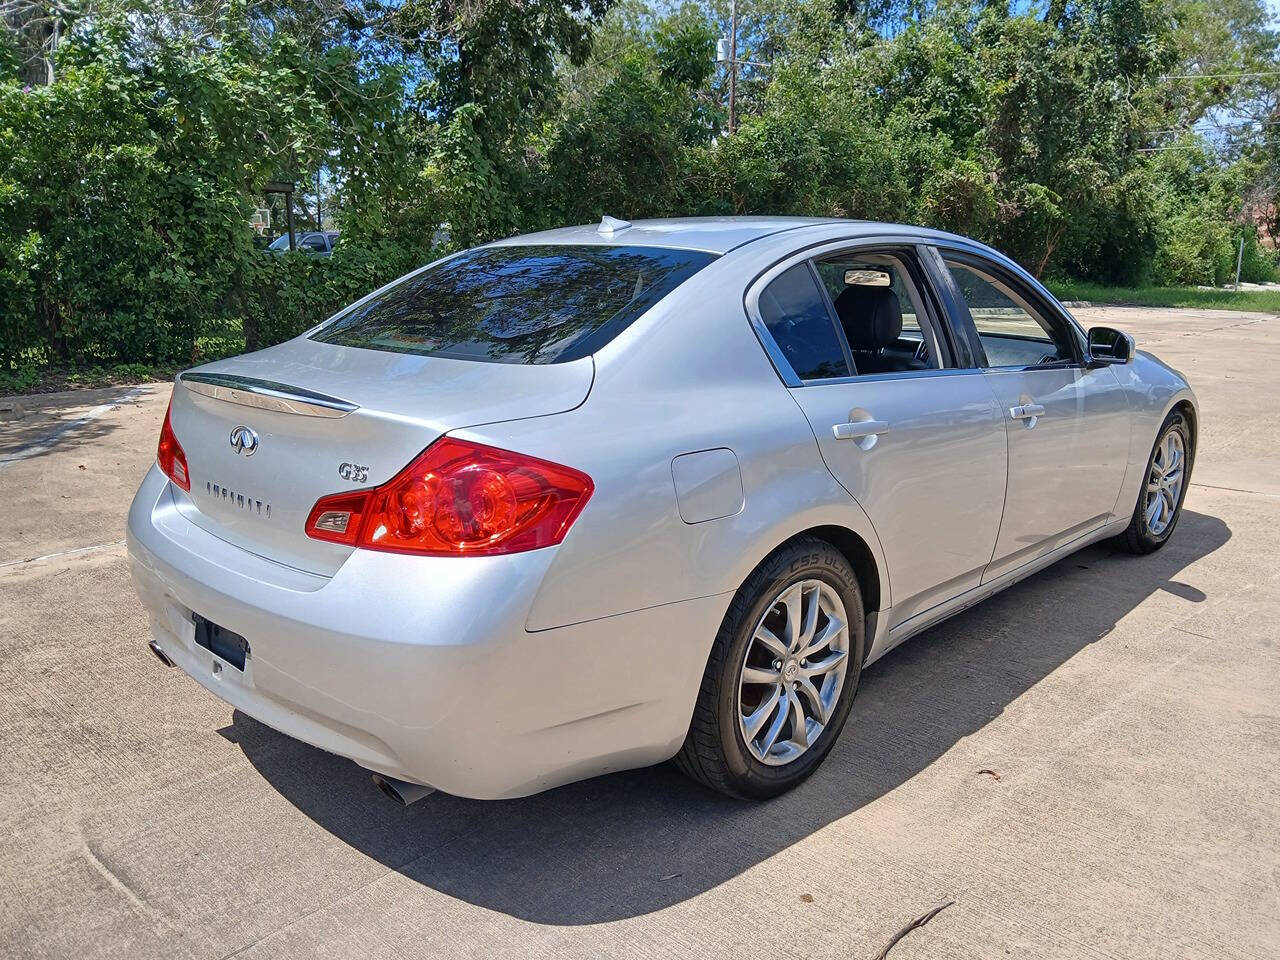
[239,241,427,351]
[0,16,435,369]
[1,0,1277,375]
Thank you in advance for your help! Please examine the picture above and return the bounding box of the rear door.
[929,248,1130,580]
[749,243,1008,629]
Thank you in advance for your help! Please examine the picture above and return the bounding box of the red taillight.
[157,398,191,491]
[305,438,594,556]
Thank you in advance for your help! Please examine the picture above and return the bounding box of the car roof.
[490,217,845,255]
[488,216,1004,257]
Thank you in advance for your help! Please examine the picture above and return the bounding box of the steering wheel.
[914,339,930,366]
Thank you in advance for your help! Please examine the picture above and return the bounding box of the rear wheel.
[1116,409,1192,554]
[674,537,865,798]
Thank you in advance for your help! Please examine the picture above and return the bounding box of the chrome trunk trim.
[180,372,358,418]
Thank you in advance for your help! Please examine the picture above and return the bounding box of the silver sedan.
[127,217,1197,802]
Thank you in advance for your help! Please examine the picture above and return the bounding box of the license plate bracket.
[192,614,250,671]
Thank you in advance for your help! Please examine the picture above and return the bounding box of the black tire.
[673,536,866,799]
[1115,409,1193,555]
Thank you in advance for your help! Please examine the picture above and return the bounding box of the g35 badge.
[338,462,369,483]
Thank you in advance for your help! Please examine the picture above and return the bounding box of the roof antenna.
[598,215,632,235]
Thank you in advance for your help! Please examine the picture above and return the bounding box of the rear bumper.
[127,465,726,799]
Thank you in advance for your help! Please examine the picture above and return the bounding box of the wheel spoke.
[742,665,781,685]
[744,684,783,739]
[753,623,788,660]
[1145,494,1162,528]
[801,648,848,679]
[758,690,790,754]
[787,689,809,748]
[794,675,829,724]
[798,614,846,660]
[781,584,804,651]
[797,585,820,650]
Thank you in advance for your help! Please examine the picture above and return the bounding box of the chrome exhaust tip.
[148,641,175,668]
[371,773,435,806]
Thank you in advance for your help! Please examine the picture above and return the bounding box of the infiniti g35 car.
[128,217,1197,802]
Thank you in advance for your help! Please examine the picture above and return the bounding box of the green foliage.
[541,16,716,225]
[1048,280,1280,313]
[0,13,430,368]
[1,0,1278,379]
[239,240,425,350]
[0,361,40,393]
[1236,227,1279,283]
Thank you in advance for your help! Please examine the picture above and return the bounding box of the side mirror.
[1087,326,1134,365]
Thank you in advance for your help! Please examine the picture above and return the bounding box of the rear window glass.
[311,244,718,364]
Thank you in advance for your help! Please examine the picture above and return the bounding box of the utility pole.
[728,0,738,136]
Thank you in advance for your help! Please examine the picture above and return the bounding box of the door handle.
[1009,403,1045,421]
[833,420,890,440]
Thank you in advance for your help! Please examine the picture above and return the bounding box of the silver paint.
[128,217,1198,799]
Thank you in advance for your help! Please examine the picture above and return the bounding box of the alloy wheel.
[1145,428,1186,537]
[736,579,850,766]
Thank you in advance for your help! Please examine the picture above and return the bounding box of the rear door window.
[312,244,717,364]
[756,264,851,381]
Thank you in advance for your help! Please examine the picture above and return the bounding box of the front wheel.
[1116,409,1192,554]
[673,537,865,799]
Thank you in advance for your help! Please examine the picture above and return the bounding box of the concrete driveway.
[1,306,1277,959]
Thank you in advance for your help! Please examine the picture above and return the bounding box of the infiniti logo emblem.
[229,425,259,457]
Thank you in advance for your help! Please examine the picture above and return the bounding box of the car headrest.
[833,286,903,351]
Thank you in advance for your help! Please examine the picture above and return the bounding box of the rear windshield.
[311,244,718,364]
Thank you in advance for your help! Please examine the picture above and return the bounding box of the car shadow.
[229,509,1230,924]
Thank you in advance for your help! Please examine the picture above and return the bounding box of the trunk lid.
[167,338,594,575]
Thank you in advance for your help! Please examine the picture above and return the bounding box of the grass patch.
[0,335,243,397]
[1048,281,1280,313]
[0,362,182,397]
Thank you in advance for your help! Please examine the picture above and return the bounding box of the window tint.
[945,261,1075,367]
[301,234,328,251]
[757,264,850,381]
[312,245,717,364]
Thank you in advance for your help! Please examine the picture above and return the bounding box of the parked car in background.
[128,217,1197,804]
[267,230,340,256]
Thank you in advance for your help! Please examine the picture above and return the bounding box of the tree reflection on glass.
[312,245,717,364]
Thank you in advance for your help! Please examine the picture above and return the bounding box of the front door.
[751,248,1008,630]
[935,253,1131,581]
